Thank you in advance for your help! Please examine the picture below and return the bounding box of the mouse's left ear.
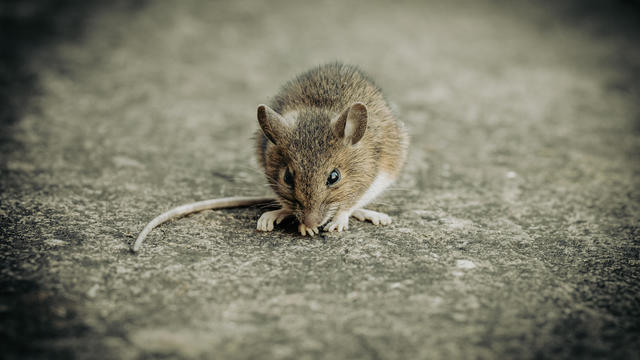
[333,102,367,145]
[257,104,290,145]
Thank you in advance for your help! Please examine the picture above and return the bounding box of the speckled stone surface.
[1,1,639,359]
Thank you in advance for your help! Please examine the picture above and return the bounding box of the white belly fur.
[350,171,394,212]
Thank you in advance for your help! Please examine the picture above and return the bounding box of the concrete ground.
[1,1,639,359]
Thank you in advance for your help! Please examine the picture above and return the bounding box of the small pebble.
[456,259,476,269]
[87,284,99,298]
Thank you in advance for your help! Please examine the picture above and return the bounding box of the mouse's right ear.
[257,104,289,145]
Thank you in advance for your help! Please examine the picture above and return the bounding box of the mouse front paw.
[351,209,392,226]
[323,212,350,232]
[257,208,291,231]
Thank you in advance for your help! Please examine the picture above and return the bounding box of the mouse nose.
[303,211,323,228]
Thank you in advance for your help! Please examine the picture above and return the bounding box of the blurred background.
[1,0,639,359]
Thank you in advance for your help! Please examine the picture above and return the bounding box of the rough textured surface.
[1,1,639,359]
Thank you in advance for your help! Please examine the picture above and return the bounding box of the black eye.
[326,169,341,186]
[283,168,294,186]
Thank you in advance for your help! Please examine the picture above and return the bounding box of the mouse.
[131,62,408,252]
[255,62,409,236]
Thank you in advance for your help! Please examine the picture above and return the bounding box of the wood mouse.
[132,63,408,252]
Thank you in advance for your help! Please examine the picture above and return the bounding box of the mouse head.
[257,102,375,229]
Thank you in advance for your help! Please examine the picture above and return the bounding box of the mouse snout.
[303,211,323,229]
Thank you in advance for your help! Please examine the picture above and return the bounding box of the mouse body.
[256,62,409,235]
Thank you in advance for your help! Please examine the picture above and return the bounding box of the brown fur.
[255,63,408,227]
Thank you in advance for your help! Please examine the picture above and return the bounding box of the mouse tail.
[131,196,276,253]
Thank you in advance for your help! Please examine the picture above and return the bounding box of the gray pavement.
[1,1,639,359]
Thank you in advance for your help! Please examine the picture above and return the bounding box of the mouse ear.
[333,102,368,145]
[257,104,289,145]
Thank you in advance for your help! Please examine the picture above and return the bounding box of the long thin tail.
[132,196,276,253]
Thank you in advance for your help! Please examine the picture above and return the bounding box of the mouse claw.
[257,209,291,232]
[323,212,350,232]
[351,209,392,226]
[275,212,289,224]
[298,223,318,236]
